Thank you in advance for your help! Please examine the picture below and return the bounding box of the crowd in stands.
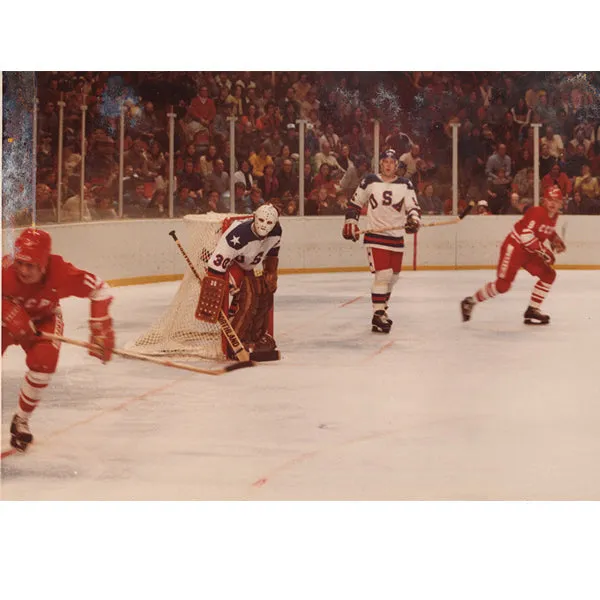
[26,71,600,223]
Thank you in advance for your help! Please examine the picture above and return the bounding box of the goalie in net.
[198,204,281,361]
[128,206,282,362]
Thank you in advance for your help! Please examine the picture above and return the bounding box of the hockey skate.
[523,306,550,325]
[460,297,476,322]
[10,414,33,451]
[372,310,392,333]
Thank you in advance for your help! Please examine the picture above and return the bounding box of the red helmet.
[544,186,563,203]
[14,228,52,268]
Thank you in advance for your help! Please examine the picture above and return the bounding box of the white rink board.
[2,215,599,281]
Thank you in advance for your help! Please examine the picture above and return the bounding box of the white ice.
[2,270,599,500]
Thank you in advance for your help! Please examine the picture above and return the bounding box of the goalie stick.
[357,199,476,236]
[40,332,254,375]
[168,230,251,363]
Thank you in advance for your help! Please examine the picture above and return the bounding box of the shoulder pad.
[359,173,380,189]
[225,220,256,248]
[394,176,415,190]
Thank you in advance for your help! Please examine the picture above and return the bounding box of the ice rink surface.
[1,270,599,500]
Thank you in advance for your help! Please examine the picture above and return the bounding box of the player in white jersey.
[199,204,282,359]
[342,149,421,333]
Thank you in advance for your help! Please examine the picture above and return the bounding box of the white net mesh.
[127,212,251,360]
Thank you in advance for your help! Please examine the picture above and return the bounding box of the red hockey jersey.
[2,254,112,322]
[509,206,559,253]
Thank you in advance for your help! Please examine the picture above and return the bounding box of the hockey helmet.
[380,149,398,162]
[14,228,52,268]
[544,186,563,203]
[253,204,279,238]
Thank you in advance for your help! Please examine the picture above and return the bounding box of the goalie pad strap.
[196,275,228,323]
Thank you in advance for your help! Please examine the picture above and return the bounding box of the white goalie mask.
[253,204,279,238]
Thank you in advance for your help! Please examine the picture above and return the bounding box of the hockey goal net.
[127,212,252,361]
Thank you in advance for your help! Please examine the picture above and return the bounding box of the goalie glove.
[2,298,37,344]
[89,299,115,363]
[404,213,421,234]
[342,219,360,242]
[550,234,566,254]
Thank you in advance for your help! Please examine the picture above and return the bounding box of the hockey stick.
[39,332,254,375]
[357,200,476,236]
[168,230,251,363]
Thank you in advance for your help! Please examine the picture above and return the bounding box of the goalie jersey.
[346,174,421,251]
[207,218,282,276]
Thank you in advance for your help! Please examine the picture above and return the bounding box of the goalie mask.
[253,204,279,238]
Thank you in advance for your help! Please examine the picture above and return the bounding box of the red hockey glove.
[550,235,566,254]
[89,299,114,363]
[535,246,556,266]
[2,298,37,344]
[343,219,360,242]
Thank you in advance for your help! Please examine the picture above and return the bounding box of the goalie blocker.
[199,205,282,362]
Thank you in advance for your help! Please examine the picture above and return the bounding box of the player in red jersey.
[460,186,566,325]
[2,228,115,451]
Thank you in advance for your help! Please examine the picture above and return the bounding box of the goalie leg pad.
[196,275,228,323]
[230,273,260,343]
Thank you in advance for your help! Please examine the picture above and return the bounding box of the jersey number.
[212,254,231,270]
[250,252,264,266]
[369,190,393,209]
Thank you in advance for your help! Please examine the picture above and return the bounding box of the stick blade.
[224,360,256,372]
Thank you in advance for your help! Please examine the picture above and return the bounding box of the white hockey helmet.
[253,204,279,237]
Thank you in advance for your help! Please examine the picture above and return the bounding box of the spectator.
[319,123,341,154]
[202,189,229,214]
[485,143,511,182]
[197,145,219,178]
[476,199,491,215]
[418,183,443,215]
[540,125,564,159]
[283,123,300,155]
[179,158,204,195]
[512,166,536,205]
[507,192,531,215]
[256,102,281,135]
[299,88,320,120]
[566,190,597,215]
[277,158,299,197]
[510,97,532,132]
[249,144,274,178]
[574,164,600,201]
[124,138,149,179]
[281,101,298,131]
[37,100,59,141]
[248,186,264,211]
[188,85,216,128]
[293,73,311,101]
[399,144,422,178]
[256,163,280,201]
[145,140,167,179]
[568,125,592,156]
[332,190,348,215]
[233,158,254,191]
[337,144,355,173]
[339,155,369,197]
[565,144,590,178]
[144,189,167,218]
[233,181,252,214]
[264,129,284,158]
[226,84,245,117]
[542,163,571,198]
[239,104,259,131]
[283,194,299,216]
[315,141,344,174]
[95,192,119,220]
[204,158,230,197]
[539,142,557,177]
[62,184,95,222]
[311,163,337,197]
[315,185,335,215]
[303,162,314,193]
[343,123,367,159]
[486,166,512,214]
[514,147,533,173]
